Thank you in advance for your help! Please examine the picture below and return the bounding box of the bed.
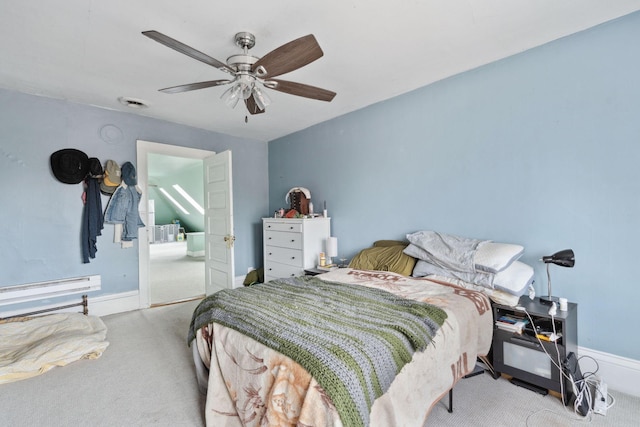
[188,231,531,427]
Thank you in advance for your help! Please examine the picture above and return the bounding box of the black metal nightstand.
[492,297,578,403]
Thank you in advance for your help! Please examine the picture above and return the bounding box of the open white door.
[203,150,235,295]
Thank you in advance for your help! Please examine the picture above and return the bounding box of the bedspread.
[189,276,446,427]
[192,268,493,427]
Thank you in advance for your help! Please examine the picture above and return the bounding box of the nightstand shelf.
[492,297,578,403]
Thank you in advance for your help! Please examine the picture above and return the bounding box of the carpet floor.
[0,300,205,427]
[1,300,637,426]
[150,241,205,305]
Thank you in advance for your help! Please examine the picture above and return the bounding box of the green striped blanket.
[188,276,447,427]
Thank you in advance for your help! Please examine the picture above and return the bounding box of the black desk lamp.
[540,249,575,305]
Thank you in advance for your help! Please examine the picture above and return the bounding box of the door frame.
[136,140,217,309]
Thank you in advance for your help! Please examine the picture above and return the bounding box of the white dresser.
[263,217,331,282]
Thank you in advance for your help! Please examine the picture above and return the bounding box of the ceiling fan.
[142,30,336,115]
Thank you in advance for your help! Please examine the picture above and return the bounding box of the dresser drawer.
[263,221,303,233]
[265,246,303,267]
[264,230,303,250]
[264,262,302,282]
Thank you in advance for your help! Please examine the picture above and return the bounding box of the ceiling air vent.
[118,96,149,109]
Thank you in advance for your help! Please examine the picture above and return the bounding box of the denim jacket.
[104,182,145,241]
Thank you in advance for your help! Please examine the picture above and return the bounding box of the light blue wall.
[0,90,268,305]
[269,12,640,360]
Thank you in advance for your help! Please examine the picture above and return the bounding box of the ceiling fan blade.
[159,80,232,94]
[245,96,265,115]
[252,34,323,78]
[269,79,336,102]
[142,30,235,74]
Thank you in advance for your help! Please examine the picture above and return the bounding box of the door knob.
[223,235,236,249]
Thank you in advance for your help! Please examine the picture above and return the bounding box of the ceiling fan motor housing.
[229,32,259,73]
[234,32,255,50]
[226,54,258,72]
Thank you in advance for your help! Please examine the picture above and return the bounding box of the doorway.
[137,140,219,309]
[147,153,205,305]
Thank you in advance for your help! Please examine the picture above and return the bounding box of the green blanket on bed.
[188,276,447,427]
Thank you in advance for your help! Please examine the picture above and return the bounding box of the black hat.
[88,157,103,178]
[50,149,90,184]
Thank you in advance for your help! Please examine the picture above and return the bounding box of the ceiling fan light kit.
[142,30,336,115]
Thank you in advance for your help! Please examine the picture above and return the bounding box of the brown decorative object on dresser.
[290,190,309,214]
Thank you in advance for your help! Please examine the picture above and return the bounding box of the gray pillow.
[404,233,524,274]
[412,259,533,297]
[411,260,493,288]
[405,231,481,273]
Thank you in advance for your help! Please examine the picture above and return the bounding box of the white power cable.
[516,306,598,425]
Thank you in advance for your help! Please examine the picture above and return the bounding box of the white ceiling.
[2,1,639,142]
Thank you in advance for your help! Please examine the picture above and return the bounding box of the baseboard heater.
[0,275,101,319]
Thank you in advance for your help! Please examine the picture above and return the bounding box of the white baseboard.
[578,346,640,397]
[186,250,205,257]
[90,291,141,317]
[91,278,246,317]
[93,272,248,315]
[234,275,246,288]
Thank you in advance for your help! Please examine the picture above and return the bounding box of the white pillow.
[493,261,534,296]
[474,242,524,273]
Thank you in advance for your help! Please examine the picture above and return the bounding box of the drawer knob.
[268,252,272,256]
[291,256,295,260]
[289,226,294,230]
[268,237,272,240]
[291,239,295,242]
[268,268,272,271]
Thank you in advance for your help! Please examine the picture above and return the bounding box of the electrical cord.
[578,355,616,414]
[516,306,601,425]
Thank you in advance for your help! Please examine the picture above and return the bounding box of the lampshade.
[326,237,338,259]
[220,84,243,108]
[540,249,575,305]
[252,86,271,110]
[542,249,575,268]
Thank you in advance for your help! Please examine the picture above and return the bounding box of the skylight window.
[159,187,190,215]
[173,184,205,215]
